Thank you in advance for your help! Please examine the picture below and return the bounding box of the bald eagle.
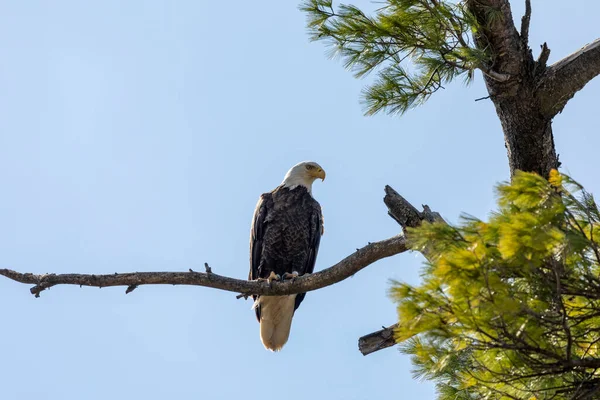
[249,161,325,351]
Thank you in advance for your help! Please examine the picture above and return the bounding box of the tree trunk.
[468,0,560,178]
[489,82,559,178]
[468,1,600,178]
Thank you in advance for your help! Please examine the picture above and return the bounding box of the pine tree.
[301,0,486,115]
[393,172,600,399]
[302,0,600,177]
[303,2,600,395]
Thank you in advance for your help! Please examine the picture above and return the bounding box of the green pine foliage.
[393,171,600,399]
[300,0,487,115]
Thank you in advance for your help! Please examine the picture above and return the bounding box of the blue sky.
[0,1,598,399]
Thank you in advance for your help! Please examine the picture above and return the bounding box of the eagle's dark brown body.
[249,185,323,320]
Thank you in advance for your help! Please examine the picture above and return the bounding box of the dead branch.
[358,323,398,356]
[358,185,445,355]
[536,42,551,71]
[520,0,532,49]
[0,234,407,298]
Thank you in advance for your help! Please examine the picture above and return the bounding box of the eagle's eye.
[305,164,314,170]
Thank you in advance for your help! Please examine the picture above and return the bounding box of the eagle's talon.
[267,271,281,284]
[282,271,300,282]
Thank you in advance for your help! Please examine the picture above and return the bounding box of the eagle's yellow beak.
[314,168,326,181]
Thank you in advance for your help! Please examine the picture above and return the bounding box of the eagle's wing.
[294,202,323,311]
[304,202,323,275]
[249,193,270,282]
[249,193,272,321]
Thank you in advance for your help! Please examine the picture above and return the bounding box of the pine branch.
[301,0,486,115]
[537,38,600,117]
[0,235,407,298]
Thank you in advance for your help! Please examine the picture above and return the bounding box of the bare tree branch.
[520,0,532,49]
[359,323,398,356]
[384,185,423,228]
[0,235,407,298]
[538,38,600,117]
[358,186,444,355]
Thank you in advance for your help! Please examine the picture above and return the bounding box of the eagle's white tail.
[257,295,297,351]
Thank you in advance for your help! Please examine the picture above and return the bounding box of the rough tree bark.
[466,0,600,178]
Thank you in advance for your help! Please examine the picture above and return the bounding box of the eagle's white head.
[281,161,326,194]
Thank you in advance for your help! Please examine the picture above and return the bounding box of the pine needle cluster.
[393,171,600,399]
[300,0,488,115]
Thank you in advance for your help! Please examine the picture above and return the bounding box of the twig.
[520,0,532,48]
[125,285,138,294]
[537,42,551,70]
[481,68,511,83]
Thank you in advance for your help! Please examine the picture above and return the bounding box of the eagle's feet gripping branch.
[257,271,281,286]
[281,271,299,282]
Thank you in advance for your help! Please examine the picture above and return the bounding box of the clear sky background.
[0,1,598,399]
